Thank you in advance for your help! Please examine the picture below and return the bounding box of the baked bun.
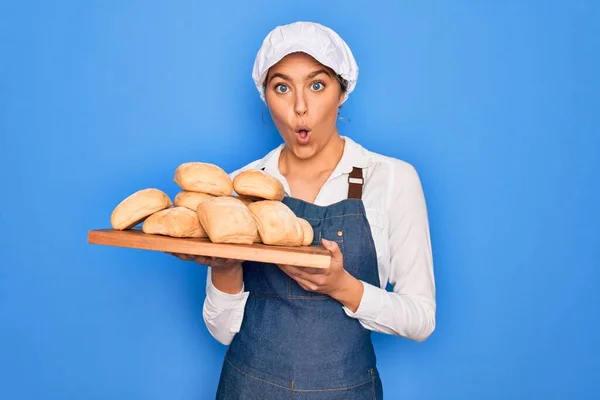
[174,191,215,211]
[196,196,258,244]
[110,188,172,230]
[297,218,314,246]
[173,162,233,196]
[230,195,254,206]
[142,206,206,238]
[248,200,303,246]
[233,169,285,201]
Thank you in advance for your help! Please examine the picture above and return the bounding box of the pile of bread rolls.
[109,162,313,247]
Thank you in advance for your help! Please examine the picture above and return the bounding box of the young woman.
[174,21,436,399]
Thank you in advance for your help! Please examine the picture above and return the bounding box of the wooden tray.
[87,229,331,269]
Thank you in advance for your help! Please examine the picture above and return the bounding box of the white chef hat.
[251,21,359,104]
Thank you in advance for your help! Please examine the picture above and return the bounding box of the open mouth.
[294,125,311,144]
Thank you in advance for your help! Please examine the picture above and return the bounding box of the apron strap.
[347,167,364,199]
[261,166,363,200]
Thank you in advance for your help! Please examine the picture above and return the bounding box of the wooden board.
[87,229,331,269]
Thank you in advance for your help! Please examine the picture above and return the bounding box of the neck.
[280,134,345,178]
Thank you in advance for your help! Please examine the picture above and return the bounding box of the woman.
[175,21,436,398]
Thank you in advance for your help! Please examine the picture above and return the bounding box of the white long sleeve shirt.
[202,136,436,345]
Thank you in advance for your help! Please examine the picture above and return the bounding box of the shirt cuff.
[206,278,249,311]
[342,280,382,321]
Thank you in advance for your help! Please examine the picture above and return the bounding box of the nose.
[294,90,307,116]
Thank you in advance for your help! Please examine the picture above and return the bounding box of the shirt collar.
[335,135,372,173]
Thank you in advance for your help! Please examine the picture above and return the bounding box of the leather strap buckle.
[348,167,364,199]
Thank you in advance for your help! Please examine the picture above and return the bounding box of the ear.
[337,85,346,106]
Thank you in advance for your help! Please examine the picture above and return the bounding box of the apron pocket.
[364,207,386,262]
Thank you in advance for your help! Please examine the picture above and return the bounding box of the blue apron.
[216,167,383,399]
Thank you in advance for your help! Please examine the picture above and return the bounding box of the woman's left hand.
[277,238,364,311]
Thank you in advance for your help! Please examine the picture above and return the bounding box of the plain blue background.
[1,0,598,399]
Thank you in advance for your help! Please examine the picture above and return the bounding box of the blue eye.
[275,84,288,93]
[311,82,324,91]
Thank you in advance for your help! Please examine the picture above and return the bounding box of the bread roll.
[230,195,260,242]
[142,206,206,238]
[111,188,172,230]
[233,169,285,201]
[174,191,215,211]
[248,200,304,246]
[231,195,254,206]
[196,196,258,244]
[297,218,314,246]
[250,226,262,243]
[173,162,233,196]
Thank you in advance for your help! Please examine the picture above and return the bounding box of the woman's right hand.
[167,253,244,294]
[168,253,242,271]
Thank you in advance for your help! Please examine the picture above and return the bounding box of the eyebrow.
[267,68,332,84]
[307,68,332,79]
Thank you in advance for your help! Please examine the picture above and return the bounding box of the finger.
[321,239,343,267]
[278,261,326,276]
[277,264,294,276]
[278,264,304,278]
[299,267,328,275]
[209,257,237,266]
[278,265,303,281]
[220,258,240,265]
[210,256,234,262]
[278,266,325,292]
[279,266,310,287]
[171,253,194,261]
[286,267,324,287]
[293,276,318,292]
[193,256,211,265]
[213,258,241,268]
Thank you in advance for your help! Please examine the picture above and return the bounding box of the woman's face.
[264,52,344,160]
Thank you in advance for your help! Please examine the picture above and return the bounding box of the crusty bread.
[174,191,215,211]
[196,196,258,244]
[247,200,304,246]
[142,206,206,238]
[173,162,233,196]
[110,188,172,230]
[231,195,261,242]
[233,169,285,201]
[297,218,314,246]
[230,195,254,206]
[250,225,262,243]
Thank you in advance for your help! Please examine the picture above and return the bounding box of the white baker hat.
[251,21,359,104]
